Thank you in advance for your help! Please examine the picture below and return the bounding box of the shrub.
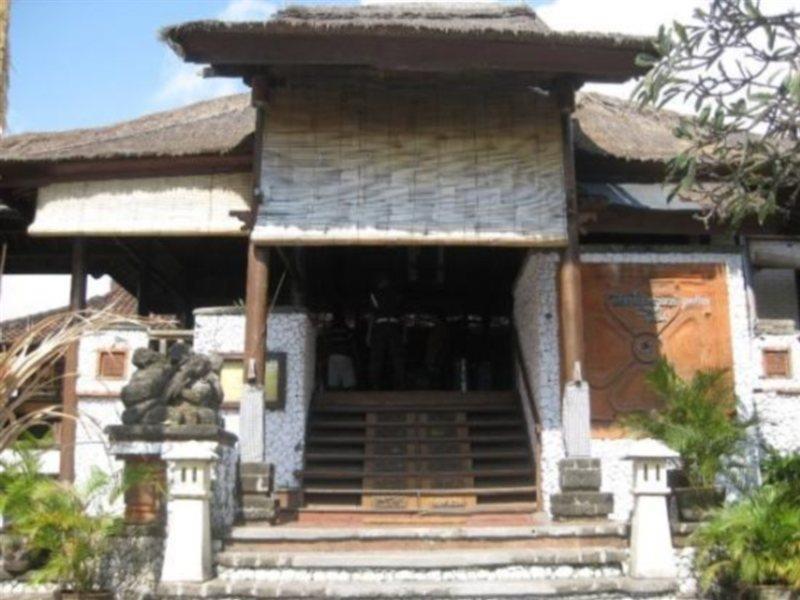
[693,484,800,592]
[8,467,124,592]
[621,359,751,488]
[761,449,800,502]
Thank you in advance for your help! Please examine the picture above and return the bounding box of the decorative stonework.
[513,252,564,516]
[120,344,224,428]
[193,308,316,490]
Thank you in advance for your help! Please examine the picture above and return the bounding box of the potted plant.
[621,359,751,521]
[693,483,800,599]
[5,467,124,599]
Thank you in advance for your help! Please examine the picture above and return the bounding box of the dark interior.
[304,246,527,392]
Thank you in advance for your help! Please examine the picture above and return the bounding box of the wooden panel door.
[582,263,733,435]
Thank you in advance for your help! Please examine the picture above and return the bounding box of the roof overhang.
[162,21,653,84]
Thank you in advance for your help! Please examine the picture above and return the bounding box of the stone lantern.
[160,441,219,583]
[625,440,680,579]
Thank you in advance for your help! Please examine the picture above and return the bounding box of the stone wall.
[212,442,239,539]
[512,251,564,515]
[194,307,316,490]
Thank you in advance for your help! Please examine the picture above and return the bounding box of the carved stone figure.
[119,343,224,427]
[120,348,172,425]
[164,349,224,426]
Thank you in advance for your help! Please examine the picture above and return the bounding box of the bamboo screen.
[253,80,567,246]
[30,173,251,236]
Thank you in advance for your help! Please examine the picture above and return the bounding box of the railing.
[512,328,544,512]
[148,329,194,355]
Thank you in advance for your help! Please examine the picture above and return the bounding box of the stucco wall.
[194,307,317,489]
[74,327,150,488]
[751,329,800,454]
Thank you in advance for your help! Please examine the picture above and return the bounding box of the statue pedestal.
[107,425,238,583]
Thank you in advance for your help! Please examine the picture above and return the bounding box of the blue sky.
[8,0,266,133]
[8,0,555,134]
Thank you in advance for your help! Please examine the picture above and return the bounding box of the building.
[0,4,798,598]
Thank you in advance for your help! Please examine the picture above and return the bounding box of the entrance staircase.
[157,523,678,598]
[300,391,538,515]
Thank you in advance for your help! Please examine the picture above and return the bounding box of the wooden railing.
[513,328,544,512]
[148,329,193,354]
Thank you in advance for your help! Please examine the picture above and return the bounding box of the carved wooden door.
[581,263,733,435]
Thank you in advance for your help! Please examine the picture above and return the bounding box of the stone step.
[215,547,627,574]
[228,523,628,544]
[158,576,677,598]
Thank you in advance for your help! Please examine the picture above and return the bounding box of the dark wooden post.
[59,237,87,483]
[243,242,269,385]
[243,75,271,387]
[556,83,585,383]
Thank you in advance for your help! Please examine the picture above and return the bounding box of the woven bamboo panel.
[31,173,251,236]
[254,80,567,246]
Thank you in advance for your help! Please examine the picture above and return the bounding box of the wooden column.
[59,238,87,483]
[557,84,585,383]
[243,242,269,385]
[243,75,271,387]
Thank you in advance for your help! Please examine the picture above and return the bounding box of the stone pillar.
[627,441,679,579]
[161,441,218,583]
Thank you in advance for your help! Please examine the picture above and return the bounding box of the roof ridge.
[3,93,249,147]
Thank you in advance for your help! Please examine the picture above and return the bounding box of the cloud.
[537,0,703,108]
[537,0,794,112]
[218,0,277,22]
[0,275,111,321]
[152,0,276,109]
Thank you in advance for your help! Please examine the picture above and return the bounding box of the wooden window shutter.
[763,348,792,379]
[98,350,127,379]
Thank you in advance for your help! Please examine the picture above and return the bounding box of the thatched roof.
[0,91,686,173]
[0,93,253,164]
[189,4,554,39]
[165,4,649,48]
[574,93,687,164]
[163,4,652,83]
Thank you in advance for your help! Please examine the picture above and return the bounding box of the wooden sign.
[582,263,733,435]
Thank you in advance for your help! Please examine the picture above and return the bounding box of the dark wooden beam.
[171,30,650,82]
[59,238,87,483]
[0,154,252,189]
[243,242,269,384]
[556,81,585,382]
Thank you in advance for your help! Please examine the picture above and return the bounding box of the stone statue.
[164,353,224,426]
[120,348,172,425]
[119,343,224,427]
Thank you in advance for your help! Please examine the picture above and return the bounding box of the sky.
[0,0,741,320]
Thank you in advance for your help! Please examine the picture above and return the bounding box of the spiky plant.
[0,309,139,452]
[8,467,124,592]
[621,359,751,488]
[693,485,800,592]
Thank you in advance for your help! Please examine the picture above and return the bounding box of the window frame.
[96,348,129,381]
[218,352,288,410]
